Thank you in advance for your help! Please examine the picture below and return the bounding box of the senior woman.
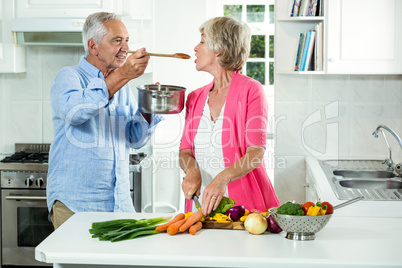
[179,16,280,215]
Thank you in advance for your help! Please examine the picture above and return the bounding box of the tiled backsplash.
[274,74,402,204]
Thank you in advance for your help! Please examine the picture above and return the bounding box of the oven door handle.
[5,195,47,201]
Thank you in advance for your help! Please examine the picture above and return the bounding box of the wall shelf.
[276,17,324,22]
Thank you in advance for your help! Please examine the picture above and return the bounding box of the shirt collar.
[79,56,105,79]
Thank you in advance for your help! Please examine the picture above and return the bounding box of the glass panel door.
[18,207,54,247]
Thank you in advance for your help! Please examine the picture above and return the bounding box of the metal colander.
[270,208,332,241]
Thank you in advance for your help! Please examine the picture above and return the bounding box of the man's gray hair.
[82,12,122,56]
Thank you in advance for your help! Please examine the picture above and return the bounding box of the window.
[218,0,275,87]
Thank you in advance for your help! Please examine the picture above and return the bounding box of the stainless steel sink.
[333,169,396,179]
[339,179,402,190]
[319,160,402,201]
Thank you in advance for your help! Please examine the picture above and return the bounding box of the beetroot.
[266,214,282,233]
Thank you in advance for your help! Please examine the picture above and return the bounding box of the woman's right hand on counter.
[182,167,202,200]
[179,149,202,200]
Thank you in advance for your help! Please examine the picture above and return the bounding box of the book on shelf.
[309,0,318,16]
[294,33,303,70]
[304,30,316,71]
[299,0,310,16]
[318,0,324,16]
[294,26,323,71]
[290,0,301,16]
[300,31,311,71]
[291,0,323,17]
[314,22,323,71]
[294,32,307,71]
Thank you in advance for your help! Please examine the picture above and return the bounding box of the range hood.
[11,18,85,46]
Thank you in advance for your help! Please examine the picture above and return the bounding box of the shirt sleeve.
[125,110,164,149]
[179,91,194,151]
[245,82,269,149]
[54,68,111,125]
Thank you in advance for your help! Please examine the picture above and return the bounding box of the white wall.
[274,74,402,204]
[150,0,214,154]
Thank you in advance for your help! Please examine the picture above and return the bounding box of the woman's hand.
[181,167,202,200]
[179,149,202,200]
[201,145,265,215]
[201,173,230,215]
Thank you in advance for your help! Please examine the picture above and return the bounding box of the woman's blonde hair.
[200,16,251,71]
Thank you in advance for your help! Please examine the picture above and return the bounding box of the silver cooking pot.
[137,84,186,114]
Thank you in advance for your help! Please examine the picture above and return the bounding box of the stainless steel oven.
[1,178,53,267]
[0,144,147,266]
[0,144,53,267]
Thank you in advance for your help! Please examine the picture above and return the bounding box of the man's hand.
[120,48,150,80]
[105,48,150,98]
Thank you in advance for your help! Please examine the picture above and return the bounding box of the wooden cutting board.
[202,221,245,230]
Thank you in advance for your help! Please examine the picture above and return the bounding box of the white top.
[192,95,227,210]
[35,212,402,268]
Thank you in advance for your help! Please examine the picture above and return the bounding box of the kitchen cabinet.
[0,0,26,73]
[15,0,122,18]
[275,0,402,74]
[326,0,402,74]
[15,0,153,20]
[1,0,154,73]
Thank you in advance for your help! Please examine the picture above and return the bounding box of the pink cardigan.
[180,71,280,212]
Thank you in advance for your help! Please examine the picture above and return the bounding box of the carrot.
[167,218,187,235]
[179,210,204,232]
[155,213,185,232]
[189,221,203,235]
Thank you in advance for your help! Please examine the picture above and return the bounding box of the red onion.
[266,215,282,233]
[225,205,245,221]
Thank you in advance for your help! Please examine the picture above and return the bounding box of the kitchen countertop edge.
[35,212,402,268]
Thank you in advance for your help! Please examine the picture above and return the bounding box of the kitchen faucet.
[372,124,402,172]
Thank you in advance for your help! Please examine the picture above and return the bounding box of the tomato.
[321,201,334,214]
[301,202,314,215]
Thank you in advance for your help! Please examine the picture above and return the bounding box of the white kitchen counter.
[36,212,402,268]
[306,157,402,218]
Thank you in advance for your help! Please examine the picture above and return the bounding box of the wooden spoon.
[127,50,191,59]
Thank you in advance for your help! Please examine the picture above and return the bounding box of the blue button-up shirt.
[47,56,163,213]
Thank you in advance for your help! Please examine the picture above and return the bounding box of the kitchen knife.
[192,194,202,211]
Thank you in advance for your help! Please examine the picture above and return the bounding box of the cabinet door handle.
[328,58,335,62]
[304,183,310,188]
